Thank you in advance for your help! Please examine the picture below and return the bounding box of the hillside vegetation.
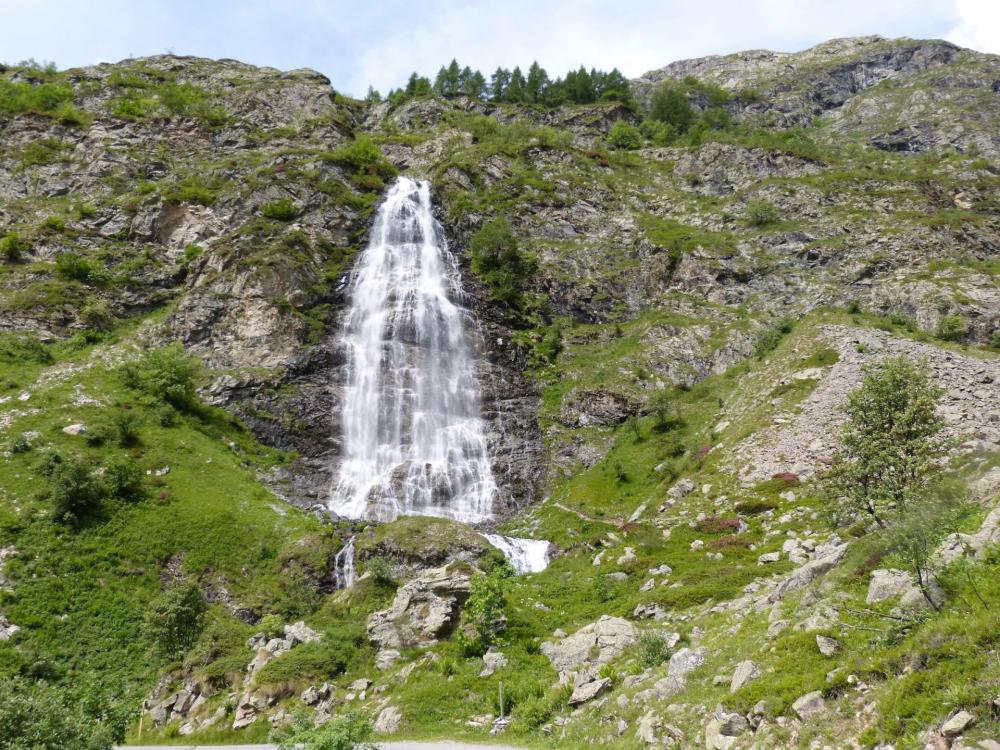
[0,36,998,750]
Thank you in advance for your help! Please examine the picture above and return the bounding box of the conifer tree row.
[380,59,633,107]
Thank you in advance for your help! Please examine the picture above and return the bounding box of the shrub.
[639,118,676,146]
[120,344,200,411]
[105,459,145,502]
[50,455,104,524]
[40,215,65,233]
[649,388,681,432]
[696,515,741,533]
[734,499,778,515]
[272,711,376,750]
[650,82,695,132]
[637,633,671,667]
[54,253,101,283]
[465,566,509,645]
[0,677,123,750]
[261,198,299,221]
[0,233,29,262]
[324,134,397,187]
[746,199,779,227]
[144,582,207,658]
[81,300,115,331]
[754,317,794,358]
[608,120,642,150]
[469,217,536,309]
[991,328,1000,350]
[112,410,141,447]
[934,314,969,342]
[363,555,395,585]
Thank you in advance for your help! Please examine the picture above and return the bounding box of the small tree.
[120,343,200,411]
[608,120,642,150]
[649,388,680,432]
[105,459,145,502]
[50,456,104,524]
[746,199,779,227]
[824,356,945,528]
[465,565,511,645]
[650,82,695,132]
[144,582,207,659]
[469,218,535,308]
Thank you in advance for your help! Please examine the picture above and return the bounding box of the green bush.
[112,410,141,447]
[0,677,123,750]
[144,582,207,658]
[637,632,671,667]
[54,253,101,283]
[934,314,969,342]
[650,82,695,132]
[607,120,642,150]
[49,455,104,524]
[0,233,29,262]
[262,198,300,221]
[120,344,201,411]
[469,217,536,309]
[40,215,65,233]
[754,317,794,358]
[363,555,395,585]
[80,300,115,331]
[272,711,376,750]
[20,138,69,167]
[464,566,510,644]
[105,459,145,502]
[638,118,676,146]
[746,199,779,226]
[324,134,397,188]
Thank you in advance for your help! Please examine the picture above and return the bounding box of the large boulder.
[866,569,915,604]
[367,563,472,649]
[540,615,637,674]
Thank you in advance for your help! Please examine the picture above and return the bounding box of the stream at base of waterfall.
[329,177,547,581]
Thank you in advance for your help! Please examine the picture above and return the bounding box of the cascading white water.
[481,534,550,574]
[330,176,497,523]
[333,536,356,589]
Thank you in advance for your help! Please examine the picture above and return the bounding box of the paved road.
[122,742,528,750]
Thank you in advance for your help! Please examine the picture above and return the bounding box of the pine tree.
[505,66,526,102]
[489,67,511,100]
[364,85,382,103]
[464,69,487,99]
[526,61,549,103]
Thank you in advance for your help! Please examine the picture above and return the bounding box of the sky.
[1,0,997,98]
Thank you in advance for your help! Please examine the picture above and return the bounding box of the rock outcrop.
[368,564,473,649]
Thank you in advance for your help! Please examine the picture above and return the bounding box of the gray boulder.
[540,615,637,674]
[730,659,760,692]
[367,564,472,649]
[791,690,826,720]
[668,647,706,678]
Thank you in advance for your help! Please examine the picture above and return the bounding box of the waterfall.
[333,536,356,589]
[482,534,550,574]
[330,176,497,523]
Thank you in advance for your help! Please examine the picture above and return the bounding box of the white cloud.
[345,0,957,96]
[946,0,1000,53]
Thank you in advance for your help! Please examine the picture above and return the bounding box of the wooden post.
[499,681,504,721]
[138,712,144,740]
